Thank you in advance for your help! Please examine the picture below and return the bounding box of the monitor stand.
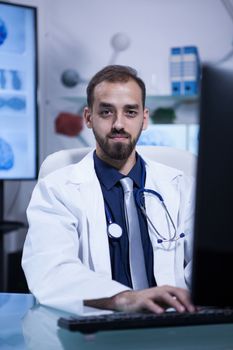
[0,180,25,291]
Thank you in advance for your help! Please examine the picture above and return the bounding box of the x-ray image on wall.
[0,4,26,53]
[0,95,26,112]
[0,131,30,178]
[0,69,25,90]
[0,2,37,180]
[0,137,14,170]
[137,124,187,150]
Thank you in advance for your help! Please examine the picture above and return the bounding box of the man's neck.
[95,149,137,175]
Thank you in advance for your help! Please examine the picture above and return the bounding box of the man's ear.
[83,107,92,129]
[142,108,149,130]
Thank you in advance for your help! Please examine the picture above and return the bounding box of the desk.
[1,293,233,350]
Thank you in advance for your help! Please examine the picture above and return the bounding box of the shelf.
[61,95,199,109]
[146,95,199,110]
[61,96,87,104]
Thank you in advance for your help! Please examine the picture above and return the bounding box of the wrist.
[112,290,134,311]
[84,290,131,311]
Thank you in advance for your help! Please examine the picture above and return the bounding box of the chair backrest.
[39,146,196,179]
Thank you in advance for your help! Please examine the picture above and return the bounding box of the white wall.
[45,0,233,95]
[4,0,233,225]
[43,0,233,155]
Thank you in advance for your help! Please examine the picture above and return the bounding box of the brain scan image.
[0,69,25,91]
[0,96,26,111]
[0,18,7,46]
[0,5,26,54]
[0,137,14,170]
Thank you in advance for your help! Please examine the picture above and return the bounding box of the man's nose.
[112,112,124,130]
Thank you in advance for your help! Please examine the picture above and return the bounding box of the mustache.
[108,129,131,138]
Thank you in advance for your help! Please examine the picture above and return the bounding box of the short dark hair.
[86,65,146,109]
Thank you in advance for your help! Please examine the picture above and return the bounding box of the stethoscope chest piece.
[108,223,122,239]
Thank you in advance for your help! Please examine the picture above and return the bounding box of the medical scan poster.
[0,3,37,179]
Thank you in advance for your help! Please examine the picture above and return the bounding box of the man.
[22,65,195,315]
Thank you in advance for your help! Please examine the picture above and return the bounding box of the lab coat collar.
[67,150,183,186]
[67,150,97,184]
[142,155,183,182]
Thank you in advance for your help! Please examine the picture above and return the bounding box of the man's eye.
[99,109,113,117]
[126,110,137,117]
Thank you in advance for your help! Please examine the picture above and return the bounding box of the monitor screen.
[191,64,233,307]
[0,1,38,180]
[137,124,187,150]
[187,124,199,155]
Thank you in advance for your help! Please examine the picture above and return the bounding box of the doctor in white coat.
[22,65,195,315]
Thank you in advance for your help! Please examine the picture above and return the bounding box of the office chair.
[39,146,196,179]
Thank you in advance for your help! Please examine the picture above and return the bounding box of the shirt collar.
[94,151,144,190]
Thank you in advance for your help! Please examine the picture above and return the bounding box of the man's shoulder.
[143,156,184,180]
[143,157,195,201]
[38,151,96,186]
[143,156,195,191]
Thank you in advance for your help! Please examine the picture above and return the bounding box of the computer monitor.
[0,1,38,180]
[0,1,38,222]
[191,64,233,307]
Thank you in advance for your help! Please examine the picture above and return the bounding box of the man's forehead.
[93,80,143,102]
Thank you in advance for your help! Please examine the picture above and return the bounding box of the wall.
[4,0,233,226]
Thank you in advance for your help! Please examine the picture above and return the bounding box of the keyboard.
[58,308,233,333]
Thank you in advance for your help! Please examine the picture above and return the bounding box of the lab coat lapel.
[68,152,112,277]
[79,181,112,276]
[144,160,181,286]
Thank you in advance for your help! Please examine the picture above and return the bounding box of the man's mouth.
[109,135,129,141]
[108,132,130,138]
[109,135,128,138]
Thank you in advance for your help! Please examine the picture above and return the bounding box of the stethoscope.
[105,158,185,244]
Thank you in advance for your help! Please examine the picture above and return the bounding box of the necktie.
[120,177,149,290]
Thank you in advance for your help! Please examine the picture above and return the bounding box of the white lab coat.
[22,151,194,315]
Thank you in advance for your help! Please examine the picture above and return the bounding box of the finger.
[170,289,196,313]
[160,292,186,313]
[143,299,164,314]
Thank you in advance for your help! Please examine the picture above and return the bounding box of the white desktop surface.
[0,293,233,350]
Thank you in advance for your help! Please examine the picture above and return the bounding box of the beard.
[93,127,143,161]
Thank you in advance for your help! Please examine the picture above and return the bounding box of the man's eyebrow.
[98,102,114,108]
[124,104,139,109]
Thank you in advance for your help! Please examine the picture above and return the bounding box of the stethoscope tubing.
[135,189,177,243]
[104,157,185,243]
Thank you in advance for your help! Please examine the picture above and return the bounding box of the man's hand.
[84,285,196,313]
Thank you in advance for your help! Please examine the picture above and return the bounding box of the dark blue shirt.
[94,152,156,289]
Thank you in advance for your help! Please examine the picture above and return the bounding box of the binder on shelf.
[170,47,182,96]
[170,46,200,96]
[183,46,200,96]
